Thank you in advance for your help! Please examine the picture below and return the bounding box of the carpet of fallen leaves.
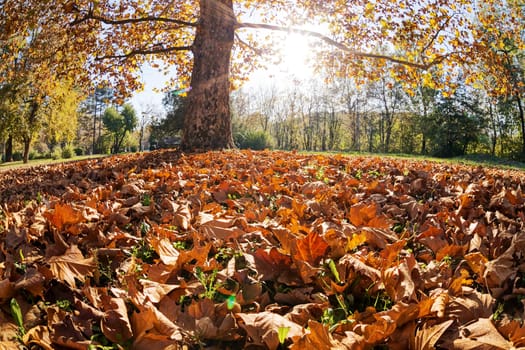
[1,149,525,350]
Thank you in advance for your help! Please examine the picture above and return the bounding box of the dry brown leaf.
[100,296,133,343]
[23,325,53,350]
[444,318,513,349]
[47,245,95,287]
[45,203,84,232]
[414,319,454,350]
[4,150,525,349]
[252,247,294,281]
[150,236,180,266]
[237,311,304,349]
[290,320,348,350]
[292,231,329,266]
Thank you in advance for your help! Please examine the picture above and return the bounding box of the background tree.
[149,91,186,149]
[103,104,138,154]
[428,88,486,157]
[0,83,20,161]
[42,80,83,148]
[0,1,92,162]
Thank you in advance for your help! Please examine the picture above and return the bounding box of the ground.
[1,149,525,349]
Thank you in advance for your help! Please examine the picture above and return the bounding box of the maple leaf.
[45,203,84,233]
[290,320,350,350]
[140,279,178,303]
[497,319,525,347]
[414,319,454,350]
[442,318,513,349]
[5,149,525,350]
[252,247,294,281]
[131,303,185,345]
[47,245,96,287]
[237,311,304,349]
[292,231,329,266]
[22,325,53,350]
[150,236,180,266]
[100,296,133,343]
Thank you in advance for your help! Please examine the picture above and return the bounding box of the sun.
[277,33,316,79]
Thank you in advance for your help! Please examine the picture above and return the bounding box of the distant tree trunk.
[182,0,235,150]
[488,101,497,156]
[421,136,427,155]
[22,102,40,163]
[517,96,525,158]
[23,136,31,164]
[5,135,13,162]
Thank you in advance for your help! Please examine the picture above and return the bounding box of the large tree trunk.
[182,0,235,151]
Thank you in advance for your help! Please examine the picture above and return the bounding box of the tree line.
[230,75,525,159]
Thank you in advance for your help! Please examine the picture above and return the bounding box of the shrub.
[61,144,75,159]
[74,147,84,156]
[235,130,273,150]
[12,152,23,161]
[51,147,62,160]
[29,151,40,160]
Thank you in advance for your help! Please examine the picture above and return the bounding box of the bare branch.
[237,22,449,70]
[95,45,192,61]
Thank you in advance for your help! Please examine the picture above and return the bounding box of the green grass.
[0,154,105,171]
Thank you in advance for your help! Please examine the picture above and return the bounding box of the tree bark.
[182,0,235,151]
[517,96,525,159]
[23,136,31,164]
[5,135,13,162]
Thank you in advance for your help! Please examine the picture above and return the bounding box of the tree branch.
[237,22,448,70]
[95,45,192,61]
[234,33,265,56]
[420,13,456,58]
[70,11,197,28]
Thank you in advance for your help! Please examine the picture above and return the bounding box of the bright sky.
[130,30,318,116]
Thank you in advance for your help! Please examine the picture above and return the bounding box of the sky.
[129,30,319,117]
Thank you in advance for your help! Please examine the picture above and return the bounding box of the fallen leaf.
[48,245,95,287]
[414,319,454,350]
[238,311,304,349]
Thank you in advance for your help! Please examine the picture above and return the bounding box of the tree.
[4,1,523,151]
[1,2,92,162]
[149,92,187,149]
[368,77,406,153]
[428,88,486,157]
[103,104,138,154]
[0,83,20,162]
[42,80,83,147]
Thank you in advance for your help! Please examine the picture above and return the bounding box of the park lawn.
[0,154,104,171]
